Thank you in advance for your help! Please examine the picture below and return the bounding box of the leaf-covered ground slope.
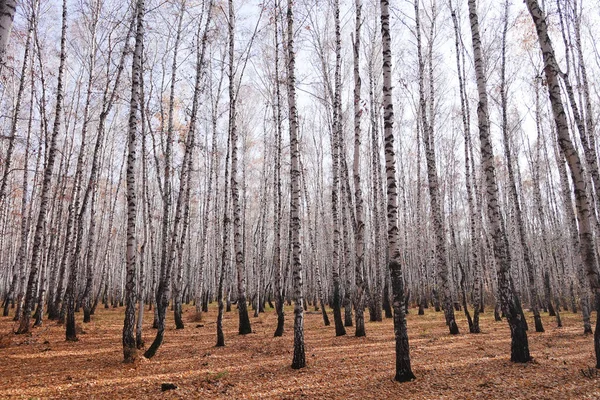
[1,305,598,399]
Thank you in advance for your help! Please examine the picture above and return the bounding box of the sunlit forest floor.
[1,302,599,399]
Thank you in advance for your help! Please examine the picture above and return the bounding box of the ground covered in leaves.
[1,303,599,399]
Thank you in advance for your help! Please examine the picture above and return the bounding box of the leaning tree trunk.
[525,0,600,367]
[468,0,530,363]
[381,0,415,382]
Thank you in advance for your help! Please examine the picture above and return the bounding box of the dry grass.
[1,304,599,399]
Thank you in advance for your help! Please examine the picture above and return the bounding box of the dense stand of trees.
[2,0,600,380]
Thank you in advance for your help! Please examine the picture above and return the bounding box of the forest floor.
[1,303,599,399]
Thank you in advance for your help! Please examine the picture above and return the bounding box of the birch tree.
[468,0,530,363]
[381,0,415,382]
[122,0,145,363]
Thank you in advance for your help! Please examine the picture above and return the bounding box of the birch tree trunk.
[0,0,16,70]
[525,0,600,367]
[287,0,305,369]
[272,0,285,337]
[123,0,145,363]
[228,0,252,336]
[415,0,458,334]
[144,0,185,358]
[468,0,530,363]
[16,0,67,335]
[497,0,544,333]
[381,0,415,382]
[449,0,480,333]
[3,13,32,321]
[331,0,346,337]
[352,0,366,338]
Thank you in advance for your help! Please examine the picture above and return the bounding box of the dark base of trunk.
[472,307,481,333]
[202,292,209,313]
[123,345,137,363]
[355,295,366,337]
[509,304,531,363]
[274,311,284,337]
[333,285,346,336]
[344,299,353,327]
[533,313,544,332]
[595,303,600,368]
[83,307,91,323]
[548,302,556,317]
[174,302,184,330]
[136,332,144,350]
[320,299,330,326]
[238,297,252,335]
[464,308,473,333]
[332,303,346,336]
[494,303,502,321]
[291,341,306,369]
[449,320,459,335]
[389,260,415,383]
[383,284,392,318]
[395,370,416,383]
[66,313,77,342]
[144,328,165,358]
